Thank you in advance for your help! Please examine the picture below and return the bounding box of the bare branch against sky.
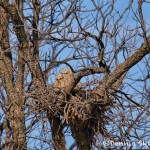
[0,0,149,149]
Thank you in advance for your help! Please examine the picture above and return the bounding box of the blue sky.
[63,1,150,149]
[1,0,149,149]
[26,0,150,149]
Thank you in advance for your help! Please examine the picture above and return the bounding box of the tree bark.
[94,38,150,96]
[70,119,94,150]
[0,4,26,150]
[48,116,66,150]
[9,93,26,150]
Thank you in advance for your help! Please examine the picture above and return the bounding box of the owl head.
[55,74,63,81]
[61,68,73,75]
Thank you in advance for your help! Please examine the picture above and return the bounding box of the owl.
[54,68,74,89]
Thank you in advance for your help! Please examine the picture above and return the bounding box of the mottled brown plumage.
[54,68,74,89]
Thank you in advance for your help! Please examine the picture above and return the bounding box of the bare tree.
[0,0,150,150]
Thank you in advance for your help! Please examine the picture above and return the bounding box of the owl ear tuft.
[61,68,72,74]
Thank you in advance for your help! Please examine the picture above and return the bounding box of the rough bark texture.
[70,120,94,150]
[94,38,150,96]
[0,1,149,150]
[48,116,66,150]
[0,5,26,149]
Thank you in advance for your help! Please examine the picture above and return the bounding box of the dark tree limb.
[94,37,150,96]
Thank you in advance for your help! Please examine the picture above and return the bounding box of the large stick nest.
[25,84,116,136]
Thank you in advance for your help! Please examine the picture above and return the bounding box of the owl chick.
[54,68,74,89]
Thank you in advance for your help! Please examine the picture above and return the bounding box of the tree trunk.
[70,119,94,150]
[0,5,26,150]
[8,92,26,150]
[48,116,66,150]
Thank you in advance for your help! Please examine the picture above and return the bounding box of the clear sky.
[63,1,150,149]
[4,0,149,149]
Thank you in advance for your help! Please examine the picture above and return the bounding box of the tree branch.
[94,37,150,96]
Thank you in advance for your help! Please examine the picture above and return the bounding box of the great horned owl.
[54,68,74,89]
